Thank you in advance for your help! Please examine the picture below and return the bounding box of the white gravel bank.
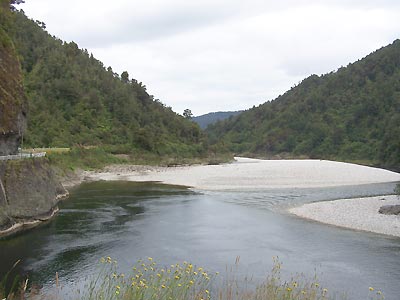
[86,157,400,190]
[289,195,400,237]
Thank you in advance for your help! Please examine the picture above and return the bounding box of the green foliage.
[75,257,213,300]
[9,10,209,159]
[29,257,385,300]
[47,145,233,173]
[207,40,400,169]
[47,147,127,171]
[183,108,193,119]
[0,260,25,300]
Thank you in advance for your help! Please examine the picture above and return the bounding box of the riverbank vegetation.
[1,257,385,300]
[206,40,400,171]
[46,146,233,173]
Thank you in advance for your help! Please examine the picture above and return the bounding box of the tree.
[10,0,25,11]
[121,71,129,83]
[183,109,193,119]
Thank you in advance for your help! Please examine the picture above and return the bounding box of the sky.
[19,0,400,116]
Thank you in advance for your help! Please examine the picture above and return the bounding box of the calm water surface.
[1,181,399,299]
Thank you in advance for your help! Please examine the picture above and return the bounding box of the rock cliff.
[0,0,27,155]
[0,158,67,237]
[0,2,67,238]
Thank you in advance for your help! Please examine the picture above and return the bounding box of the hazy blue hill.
[193,111,243,129]
[207,40,400,170]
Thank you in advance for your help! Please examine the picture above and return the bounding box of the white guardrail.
[0,152,46,161]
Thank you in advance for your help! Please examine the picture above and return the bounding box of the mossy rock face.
[0,4,27,155]
[0,159,66,228]
[0,207,9,229]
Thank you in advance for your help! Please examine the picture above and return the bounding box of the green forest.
[6,8,211,159]
[207,40,400,170]
[2,2,399,170]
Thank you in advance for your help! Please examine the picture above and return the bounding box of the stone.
[0,158,67,236]
[378,205,400,215]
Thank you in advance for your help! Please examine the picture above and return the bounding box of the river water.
[0,181,399,299]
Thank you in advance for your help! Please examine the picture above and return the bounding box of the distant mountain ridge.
[207,40,400,170]
[193,111,243,129]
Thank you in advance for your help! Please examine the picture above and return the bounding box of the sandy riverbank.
[84,157,400,190]
[289,195,400,237]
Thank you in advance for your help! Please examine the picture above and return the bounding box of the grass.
[82,257,213,300]
[46,145,233,175]
[13,257,386,300]
[0,260,28,300]
[47,146,126,172]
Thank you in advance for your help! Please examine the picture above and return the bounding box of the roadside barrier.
[0,152,46,161]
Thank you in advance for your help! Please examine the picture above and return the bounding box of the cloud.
[19,0,400,115]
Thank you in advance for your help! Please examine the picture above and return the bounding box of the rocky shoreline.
[0,206,60,238]
[0,159,68,239]
[289,195,400,237]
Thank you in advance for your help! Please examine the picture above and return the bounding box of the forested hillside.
[193,111,242,129]
[7,9,206,157]
[207,40,400,169]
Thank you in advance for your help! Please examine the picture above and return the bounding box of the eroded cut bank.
[0,158,67,238]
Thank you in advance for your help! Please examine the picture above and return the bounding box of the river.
[0,180,399,299]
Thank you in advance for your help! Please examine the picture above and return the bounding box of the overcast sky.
[19,0,400,116]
